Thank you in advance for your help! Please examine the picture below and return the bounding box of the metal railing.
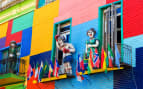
[122,44,132,66]
[0,58,26,76]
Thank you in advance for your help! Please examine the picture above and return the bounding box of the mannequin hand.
[87,44,92,48]
[63,48,70,53]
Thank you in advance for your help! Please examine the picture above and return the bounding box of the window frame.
[98,1,123,61]
[51,18,72,63]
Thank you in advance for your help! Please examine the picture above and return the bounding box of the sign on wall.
[0,0,25,12]
[0,0,36,24]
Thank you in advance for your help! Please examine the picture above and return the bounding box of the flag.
[76,54,84,82]
[101,47,108,72]
[27,65,33,80]
[27,64,31,77]
[87,49,94,74]
[34,63,39,78]
[76,75,84,82]
[53,59,60,78]
[101,47,104,69]
[48,60,54,78]
[105,51,109,68]
[115,43,120,68]
[93,48,100,68]
[76,54,81,76]
[38,61,44,82]
[43,60,49,75]
[103,51,108,72]
[108,44,114,68]
[79,54,85,73]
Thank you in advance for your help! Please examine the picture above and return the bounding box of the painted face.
[88,30,94,38]
[58,39,64,47]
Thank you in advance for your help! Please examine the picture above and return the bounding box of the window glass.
[45,0,56,4]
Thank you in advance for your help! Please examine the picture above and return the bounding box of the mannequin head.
[87,28,96,38]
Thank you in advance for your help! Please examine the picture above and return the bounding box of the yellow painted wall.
[30,0,59,56]
[0,22,8,38]
[19,56,30,77]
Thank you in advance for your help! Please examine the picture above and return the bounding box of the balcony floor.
[80,67,124,75]
[0,73,25,87]
[41,74,67,82]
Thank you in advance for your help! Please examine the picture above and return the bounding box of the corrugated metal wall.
[135,47,143,89]
[113,47,143,89]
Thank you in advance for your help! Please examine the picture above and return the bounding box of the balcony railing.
[0,58,26,76]
[121,44,132,67]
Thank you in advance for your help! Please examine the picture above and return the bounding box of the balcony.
[78,44,133,75]
[0,58,26,87]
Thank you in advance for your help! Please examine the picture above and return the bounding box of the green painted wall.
[0,0,36,24]
[12,11,34,34]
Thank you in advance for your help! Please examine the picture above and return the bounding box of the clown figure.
[55,35,75,76]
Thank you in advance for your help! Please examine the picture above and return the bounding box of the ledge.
[41,74,67,82]
[80,67,124,75]
[0,73,25,87]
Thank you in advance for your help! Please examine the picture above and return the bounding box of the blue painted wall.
[55,19,113,89]
[30,51,51,68]
[0,37,6,49]
[123,35,143,67]
[20,27,32,57]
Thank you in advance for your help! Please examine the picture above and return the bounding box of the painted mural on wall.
[1,0,142,89]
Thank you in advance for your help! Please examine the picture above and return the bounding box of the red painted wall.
[123,0,143,38]
[54,0,106,26]
[106,0,119,4]
[5,20,22,47]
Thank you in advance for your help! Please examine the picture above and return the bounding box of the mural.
[0,0,143,89]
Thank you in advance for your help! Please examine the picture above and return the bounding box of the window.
[102,4,121,55]
[45,0,56,4]
[56,22,71,65]
[37,0,56,8]
[52,19,71,75]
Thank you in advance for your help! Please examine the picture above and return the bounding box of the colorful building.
[0,0,143,89]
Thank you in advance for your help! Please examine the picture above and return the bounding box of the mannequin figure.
[85,28,99,68]
[55,35,75,75]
